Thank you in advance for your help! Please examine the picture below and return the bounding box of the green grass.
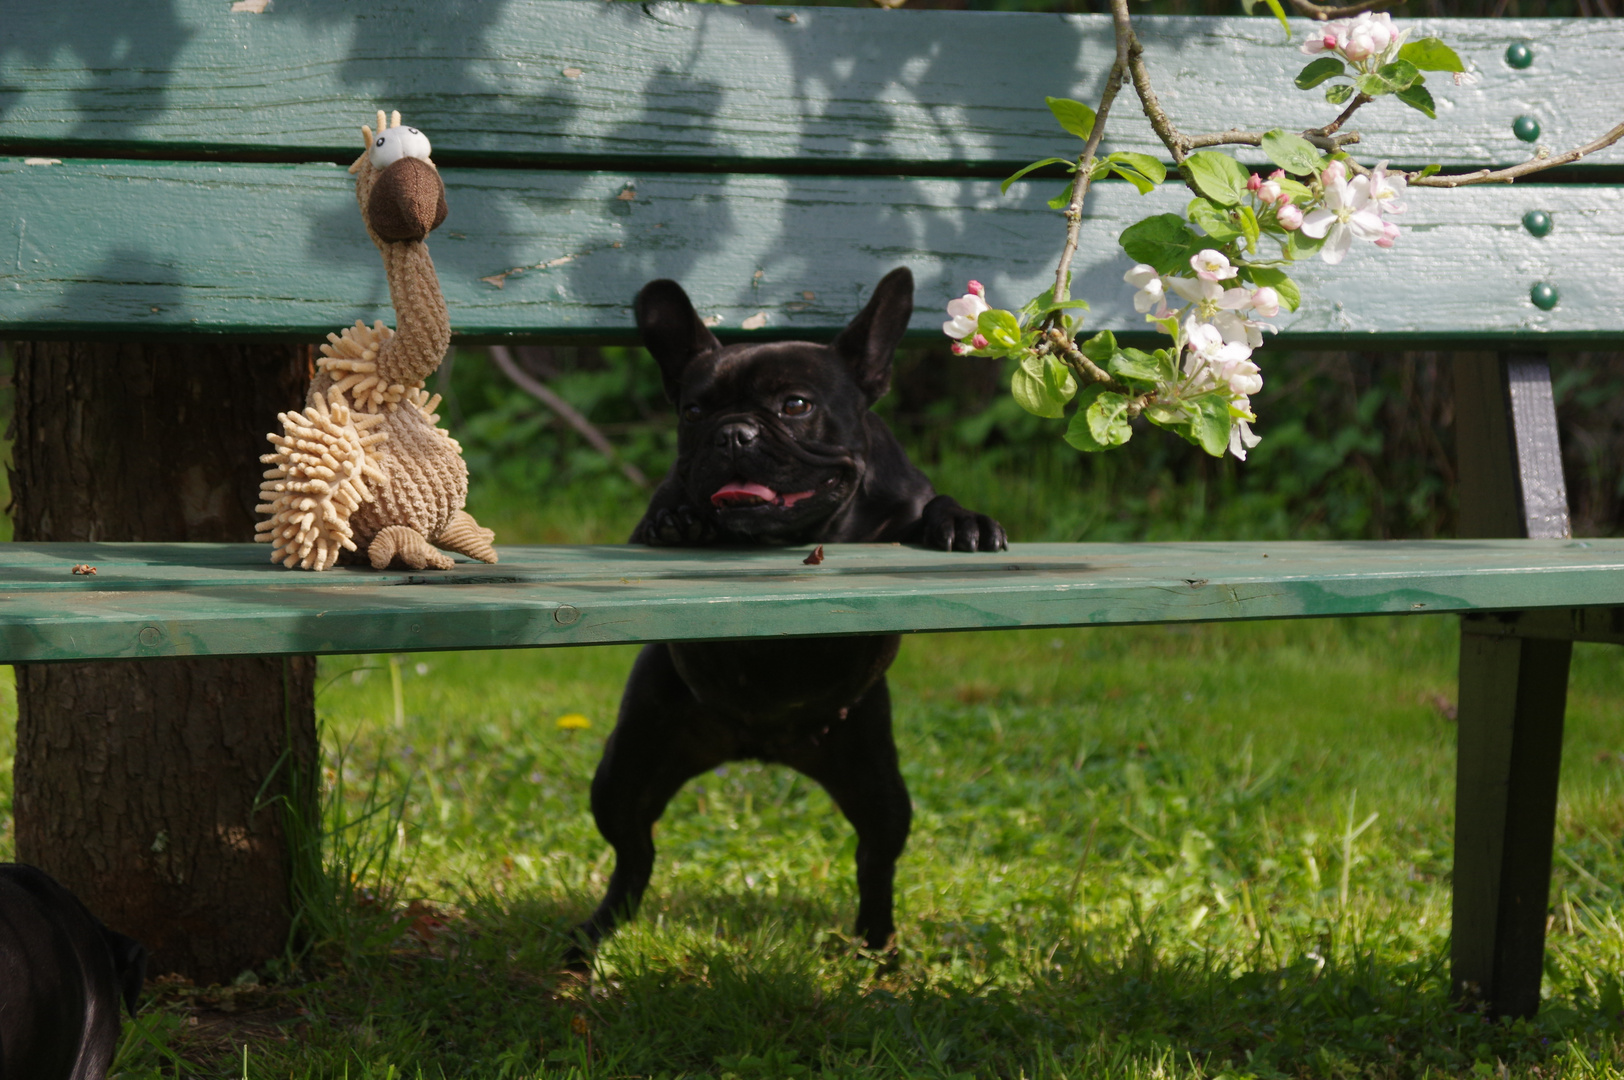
[3,613,1611,1079]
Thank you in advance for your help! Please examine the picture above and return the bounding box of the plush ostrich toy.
[257,112,497,571]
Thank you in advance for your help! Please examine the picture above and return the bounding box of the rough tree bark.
[7,342,318,984]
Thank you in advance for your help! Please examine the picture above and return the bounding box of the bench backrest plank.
[2,3,1620,345]
[3,3,1618,173]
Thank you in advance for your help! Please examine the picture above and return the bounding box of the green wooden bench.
[4,0,1623,1017]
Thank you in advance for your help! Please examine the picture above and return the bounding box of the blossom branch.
[1044,328,1129,393]
[1404,120,1624,187]
[1052,58,1126,306]
[1286,0,1407,19]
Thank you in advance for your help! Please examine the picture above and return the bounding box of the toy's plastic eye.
[783,397,812,417]
[369,125,433,170]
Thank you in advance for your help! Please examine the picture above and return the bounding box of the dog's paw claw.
[638,505,717,546]
[920,498,1006,553]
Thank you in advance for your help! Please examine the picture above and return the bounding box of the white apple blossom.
[1301,172,1384,264]
[1249,286,1281,318]
[1257,180,1282,205]
[1124,263,1168,315]
[1369,161,1408,217]
[1184,320,1263,397]
[1229,418,1262,461]
[1191,249,1238,282]
[942,290,989,338]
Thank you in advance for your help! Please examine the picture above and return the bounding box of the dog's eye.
[683,404,703,422]
[782,397,812,417]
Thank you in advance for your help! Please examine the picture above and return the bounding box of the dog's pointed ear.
[636,279,722,403]
[831,267,913,404]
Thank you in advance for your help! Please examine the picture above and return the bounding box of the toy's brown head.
[350,111,448,243]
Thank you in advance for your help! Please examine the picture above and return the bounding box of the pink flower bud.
[1246,173,1262,192]
[1375,221,1401,248]
[1321,160,1346,187]
[1268,169,1285,181]
[951,341,968,355]
[1323,33,1339,50]
[1344,33,1374,62]
[1250,286,1281,318]
[1257,181,1282,205]
[967,280,985,298]
[972,334,988,349]
[1276,203,1304,231]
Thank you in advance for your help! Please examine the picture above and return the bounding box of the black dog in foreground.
[575,267,1006,955]
[0,864,146,1080]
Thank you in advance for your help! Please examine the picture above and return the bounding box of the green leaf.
[1120,214,1201,275]
[1046,96,1097,141]
[1237,204,1261,253]
[1077,330,1116,364]
[1001,157,1074,195]
[1187,198,1243,242]
[1089,158,1112,181]
[1356,59,1422,97]
[1275,177,1314,203]
[1064,388,1120,451]
[1183,151,1252,207]
[977,309,1022,350]
[1237,265,1300,311]
[1108,347,1170,384]
[1087,391,1133,447]
[1187,394,1233,457]
[1395,83,1437,119]
[1106,153,1168,185]
[1048,184,1075,211]
[1283,228,1326,261]
[1417,163,1442,179]
[1295,57,1346,90]
[1397,37,1465,73]
[1113,166,1156,195]
[1260,130,1324,177]
[1325,83,1355,105]
[1012,354,1074,419]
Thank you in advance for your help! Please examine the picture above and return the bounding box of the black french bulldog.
[0,863,146,1080]
[574,267,1006,956]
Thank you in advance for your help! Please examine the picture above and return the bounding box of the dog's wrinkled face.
[637,269,913,541]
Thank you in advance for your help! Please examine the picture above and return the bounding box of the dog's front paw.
[919,495,1007,553]
[633,504,718,546]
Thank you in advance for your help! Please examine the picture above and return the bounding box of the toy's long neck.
[375,239,449,388]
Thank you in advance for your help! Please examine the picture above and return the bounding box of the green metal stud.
[1505,42,1534,69]
[1513,115,1541,143]
[1530,283,1559,311]
[1522,210,1553,238]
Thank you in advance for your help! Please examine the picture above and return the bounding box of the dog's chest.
[667,635,900,737]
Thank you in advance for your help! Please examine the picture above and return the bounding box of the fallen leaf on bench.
[804,544,825,566]
[742,311,769,330]
[71,564,97,575]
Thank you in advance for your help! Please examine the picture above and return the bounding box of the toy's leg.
[782,678,911,951]
[575,645,732,954]
[367,525,454,570]
[433,509,498,563]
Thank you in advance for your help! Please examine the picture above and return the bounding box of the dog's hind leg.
[574,644,730,958]
[786,678,911,952]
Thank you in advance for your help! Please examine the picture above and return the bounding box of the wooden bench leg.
[1452,626,1570,1017]
[1450,352,1573,1018]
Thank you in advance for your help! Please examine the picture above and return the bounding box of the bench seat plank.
[4,159,1618,344]
[3,539,1621,662]
[2,3,1617,175]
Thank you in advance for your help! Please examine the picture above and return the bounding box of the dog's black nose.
[715,421,759,450]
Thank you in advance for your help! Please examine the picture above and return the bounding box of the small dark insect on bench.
[3,0,1623,1017]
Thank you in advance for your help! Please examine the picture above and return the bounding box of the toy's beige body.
[257,113,496,571]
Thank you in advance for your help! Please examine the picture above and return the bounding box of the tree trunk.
[7,342,318,985]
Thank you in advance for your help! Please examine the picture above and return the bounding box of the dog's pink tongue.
[712,482,778,507]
